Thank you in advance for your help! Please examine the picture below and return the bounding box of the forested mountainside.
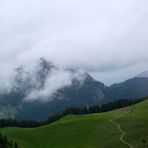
[0,58,148,120]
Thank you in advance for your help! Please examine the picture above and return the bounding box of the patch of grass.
[1,100,148,148]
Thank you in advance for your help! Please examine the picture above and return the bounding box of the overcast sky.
[0,0,148,85]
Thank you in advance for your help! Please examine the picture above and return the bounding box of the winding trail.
[110,119,134,148]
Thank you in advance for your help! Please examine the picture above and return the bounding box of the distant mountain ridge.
[0,58,148,120]
[136,70,148,78]
[106,77,148,100]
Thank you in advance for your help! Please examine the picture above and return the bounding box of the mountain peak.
[36,58,55,73]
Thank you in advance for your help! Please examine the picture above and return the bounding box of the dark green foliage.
[0,132,18,148]
[0,119,41,128]
[14,142,18,148]
[142,139,148,148]
[142,139,146,144]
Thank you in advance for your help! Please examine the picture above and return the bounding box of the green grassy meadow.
[1,100,148,148]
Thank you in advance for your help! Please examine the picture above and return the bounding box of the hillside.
[107,77,148,100]
[1,100,148,148]
[1,59,148,121]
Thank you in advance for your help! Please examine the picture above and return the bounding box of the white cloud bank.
[24,69,73,101]
[0,0,148,86]
[24,67,86,101]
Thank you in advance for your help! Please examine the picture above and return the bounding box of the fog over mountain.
[136,70,148,78]
[0,0,148,87]
[0,58,148,120]
[0,58,87,102]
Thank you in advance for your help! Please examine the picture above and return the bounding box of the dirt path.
[110,119,134,148]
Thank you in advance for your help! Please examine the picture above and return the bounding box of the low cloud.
[0,58,86,101]
[25,69,73,101]
[24,67,87,101]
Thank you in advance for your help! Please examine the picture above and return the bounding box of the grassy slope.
[1,100,148,148]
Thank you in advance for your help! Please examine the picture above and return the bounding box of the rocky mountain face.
[0,59,148,121]
[0,58,106,120]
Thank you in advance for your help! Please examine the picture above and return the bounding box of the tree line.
[0,97,147,129]
[0,133,19,148]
